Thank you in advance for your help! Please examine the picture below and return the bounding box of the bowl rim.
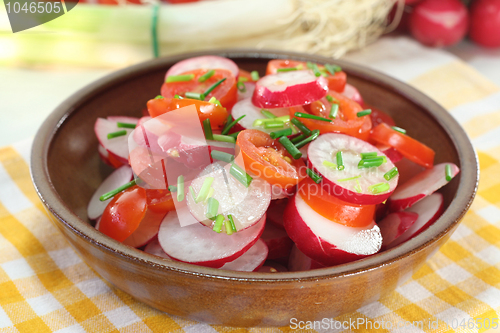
[30,49,479,282]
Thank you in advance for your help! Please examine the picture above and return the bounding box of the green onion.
[306,168,322,184]
[306,61,314,69]
[329,104,339,119]
[445,164,453,181]
[338,175,362,182]
[322,160,337,169]
[238,77,248,82]
[358,157,385,169]
[354,180,362,193]
[270,128,292,139]
[277,67,298,72]
[117,122,136,129]
[237,81,246,93]
[221,115,245,135]
[264,120,284,129]
[195,177,214,203]
[336,151,345,171]
[212,214,225,233]
[203,78,226,98]
[224,217,233,235]
[392,126,406,134]
[325,64,342,75]
[360,152,377,159]
[212,134,236,143]
[311,63,321,77]
[294,129,320,149]
[291,118,312,136]
[185,92,203,100]
[275,115,290,122]
[211,150,235,163]
[208,96,221,106]
[198,70,215,82]
[357,109,372,117]
[227,214,237,233]
[99,179,136,201]
[205,187,214,202]
[166,74,195,83]
[251,71,260,81]
[228,131,241,139]
[168,185,177,192]
[206,197,219,220]
[230,164,253,187]
[261,109,276,119]
[253,118,284,127]
[177,175,185,202]
[174,94,183,99]
[203,118,213,140]
[384,167,399,181]
[279,136,302,160]
[368,182,390,194]
[290,133,307,144]
[189,186,197,201]
[107,130,127,139]
[325,95,335,103]
[155,95,163,99]
[294,112,331,122]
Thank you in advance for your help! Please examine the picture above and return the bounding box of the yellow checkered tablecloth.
[1,37,500,332]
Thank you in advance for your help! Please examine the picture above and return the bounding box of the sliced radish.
[95,117,139,163]
[388,163,459,212]
[252,70,329,108]
[378,211,418,249]
[220,239,268,272]
[341,83,364,106]
[158,211,266,268]
[231,98,290,133]
[122,209,166,248]
[187,162,271,231]
[266,199,288,229]
[144,238,171,259]
[260,222,293,260]
[386,193,444,249]
[377,144,403,164]
[284,191,382,266]
[308,133,398,205]
[394,157,426,185]
[288,245,326,272]
[97,144,124,168]
[238,82,256,101]
[165,55,239,78]
[87,165,133,220]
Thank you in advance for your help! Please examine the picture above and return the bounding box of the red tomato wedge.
[370,123,435,168]
[238,69,257,82]
[236,129,306,190]
[368,105,395,127]
[161,69,238,110]
[146,189,175,214]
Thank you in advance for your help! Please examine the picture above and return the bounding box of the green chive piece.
[384,167,399,181]
[166,74,195,83]
[107,130,127,139]
[311,63,322,77]
[357,109,372,117]
[227,214,237,233]
[336,151,345,170]
[360,152,377,159]
[294,129,320,149]
[325,64,342,75]
[270,128,293,139]
[155,95,163,99]
[306,61,314,69]
[392,126,406,134]
[290,124,299,134]
[290,134,307,144]
[189,186,197,201]
[253,118,283,127]
[277,67,298,72]
[251,71,260,81]
[291,118,312,136]
[238,76,249,82]
[185,92,203,100]
[326,95,334,103]
[355,180,362,193]
[213,214,224,233]
[177,175,185,202]
[203,118,213,140]
[358,157,385,169]
[99,179,136,201]
[203,78,226,98]
[264,120,284,129]
[261,109,276,119]
[279,136,302,160]
[198,70,215,82]
[195,177,214,203]
[174,94,183,99]
[228,131,241,138]
[117,122,136,129]
[211,150,235,163]
[205,187,214,202]
[338,175,362,182]
[237,81,246,93]
[297,64,304,70]
[221,115,232,133]
[322,160,337,169]
[212,134,236,143]
[295,112,331,122]
[306,168,322,184]
[445,164,453,181]
[208,96,217,104]
[221,115,245,135]
[206,197,219,220]
[168,185,177,192]
[224,217,233,235]
[368,182,390,194]
[329,104,339,119]
[275,115,290,122]
[230,163,253,187]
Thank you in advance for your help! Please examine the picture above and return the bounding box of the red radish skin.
[122,209,166,248]
[388,163,459,212]
[469,0,500,48]
[341,83,364,106]
[252,70,329,108]
[144,238,171,259]
[231,98,290,133]
[377,145,403,164]
[266,199,288,229]
[378,211,419,249]
[260,222,293,259]
[158,211,266,268]
[166,55,239,78]
[219,239,268,272]
[98,144,125,168]
[288,245,326,272]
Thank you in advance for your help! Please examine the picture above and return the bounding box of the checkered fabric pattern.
[1,36,499,332]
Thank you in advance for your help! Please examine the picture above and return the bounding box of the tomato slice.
[161,69,237,110]
[266,59,347,92]
[297,178,375,227]
[236,129,306,189]
[147,97,229,130]
[238,69,257,82]
[370,123,435,168]
[146,189,175,213]
[368,105,395,127]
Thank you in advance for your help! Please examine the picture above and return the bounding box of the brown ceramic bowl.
[31,50,478,327]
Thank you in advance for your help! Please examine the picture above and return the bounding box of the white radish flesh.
[238,82,256,101]
[144,238,171,259]
[166,55,239,78]
[341,83,364,106]
[220,239,268,272]
[95,117,139,162]
[378,211,419,248]
[231,98,290,134]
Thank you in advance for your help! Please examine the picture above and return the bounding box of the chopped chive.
[177,175,185,202]
[166,74,195,83]
[228,131,241,138]
[238,76,248,82]
[203,78,227,98]
[291,118,312,136]
[311,63,322,77]
[237,81,246,93]
[195,177,214,203]
[224,217,233,235]
[212,134,236,143]
[325,64,342,75]
[221,115,245,135]
[297,64,304,70]
[203,118,213,140]
[213,214,224,233]
[360,152,377,159]
[198,70,215,82]
[230,163,253,187]
[322,160,337,169]
[384,167,399,181]
[189,186,197,201]
[290,124,298,134]
[357,109,372,117]
[185,92,203,100]
[253,118,281,127]
[211,150,235,163]
[306,61,314,69]
[275,115,290,122]
[368,182,390,194]
[206,197,219,220]
[358,157,385,168]
[264,120,284,129]
[227,214,237,233]
[107,130,127,139]
[205,187,214,202]
[277,67,298,72]
[251,71,260,81]
[338,175,362,182]
[306,168,322,184]
[117,122,136,129]
[319,68,329,77]
[99,179,136,201]
[279,136,302,159]
[208,96,221,106]
[290,133,307,144]
[325,95,334,103]
[336,151,344,170]
[445,164,452,181]
[354,180,362,193]
[155,95,163,99]
[392,126,406,134]
[294,112,331,122]
[168,185,177,192]
[270,128,292,139]
[329,104,339,119]
[294,129,320,149]
[174,94,183,99]
[261,109,276,119]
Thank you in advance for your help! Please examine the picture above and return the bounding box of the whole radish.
[469,0,500,47]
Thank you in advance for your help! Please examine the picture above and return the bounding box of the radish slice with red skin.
[122,209,166,248]
[284,191,382,266]
[144,238,171,259]
[377,144,403,164]
[220,239,268,272]
[165,55,239,78]
[95,117,139,162]
[388,163,459,212]
[158,211,266,268]
[87,165,133,220]
[288,245,326,272]
[266,198,288,229]
[341,83,364,106]
[231,98,290,133]
[260,222,293,260]
[98,144,124,168]
[238,82,255,101]
[378,211,419,248]
[386,193,444,249]
[252,70,329,108]
[395,158,426,186]
[308,133,398,205]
